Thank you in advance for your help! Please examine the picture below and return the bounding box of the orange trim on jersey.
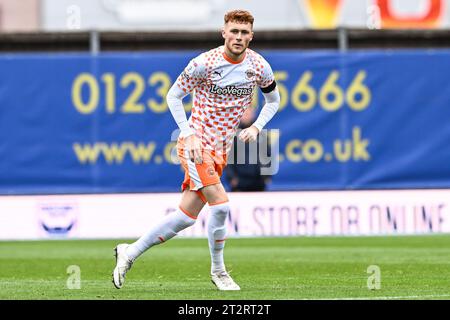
[222,51,246,64]
[209,200,229,206]
[179,206,198,220]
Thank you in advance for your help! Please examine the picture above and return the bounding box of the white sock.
[208,202,229,275]
[126,207,196,261]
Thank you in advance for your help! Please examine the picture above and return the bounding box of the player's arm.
[166,58,205,164]
[167,84,194,138]
[239,81,280,142]
[167,84,202,164]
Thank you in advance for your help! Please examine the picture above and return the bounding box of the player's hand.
[239,125,259,143]
[185,134,203,164]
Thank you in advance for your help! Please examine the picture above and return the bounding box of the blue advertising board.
[0,50,449,194]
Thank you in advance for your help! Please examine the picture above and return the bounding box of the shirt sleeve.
[166,84,193,138]
[175,55,207,94]
[256,56,275,89]
[252,87,280,132]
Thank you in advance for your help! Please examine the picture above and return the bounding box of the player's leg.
[201,183,240,290]
[112,136,207,289]
[201,183,228,274]
[126,188,205,259]
[112,189,206,289]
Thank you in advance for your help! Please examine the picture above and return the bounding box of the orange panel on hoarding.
[378,0,443,28]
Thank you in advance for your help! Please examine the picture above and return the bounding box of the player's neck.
[223,47,246,64]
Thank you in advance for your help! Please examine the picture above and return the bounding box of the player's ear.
[247,31,254,44]
[221,27,226,39]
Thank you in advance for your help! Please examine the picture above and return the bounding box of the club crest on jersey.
[209,85,252,97]
[245,69,256,80]
[207,167,215,176]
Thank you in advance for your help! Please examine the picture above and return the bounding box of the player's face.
[222,21,253,59]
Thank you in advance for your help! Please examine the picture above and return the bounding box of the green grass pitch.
[1,235,450,300]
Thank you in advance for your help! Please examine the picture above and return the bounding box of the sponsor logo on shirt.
[209,84,253,97]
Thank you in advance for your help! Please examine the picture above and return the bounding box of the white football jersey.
[175,45,275,155]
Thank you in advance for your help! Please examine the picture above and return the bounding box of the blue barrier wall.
[1,50,449,194]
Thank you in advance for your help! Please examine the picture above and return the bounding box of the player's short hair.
[224,10,254,26]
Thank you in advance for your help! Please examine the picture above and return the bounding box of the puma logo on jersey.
[209,85,252,97]
[212,70,224,79]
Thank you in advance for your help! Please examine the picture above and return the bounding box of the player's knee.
[201,184,228,205]
[180,190,206,217]
[179,205,202,220]
[209,202,230,225]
